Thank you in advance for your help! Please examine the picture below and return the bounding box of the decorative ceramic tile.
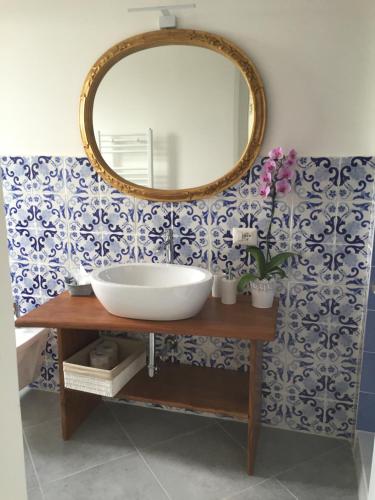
[262,353,285,394]
[36,227,69,265]
[330,285,365,327]
[38,264,67,299]
[13,294,42,315]
[136,200,172,244]
[33,193,67,231]
[68,228,103,270]
[67,195,102,233]
[10,262,40,297]
[174,200,209,230]
[290,248,334,284]
[210,239,250,275]
[338,156,375,201]
[284,394,326,435]
[335,199,373,248]
[40,329,59,391]
[173,200,210,267]
[292,200,336,252]
[261,390,284,427]
[2,153,374,440]
[136,234,167,264]
[30,156,65,193]
[171,336,249,371]
[0,155,33,193]
[64,156,100,196]
[324,400,356,438]
[210,198,240,240]
[294,157,340,202]
[325,355,358,404]
[102,232,136,266]
[263,310,287,358]
[101,195,135,235]
[174,235,210,268]
[288,283,331,326]
[238,199,290,247]
[332,245,370,286]
[6,226,40,264]
[4,192,40,230]
[285,321,328,400]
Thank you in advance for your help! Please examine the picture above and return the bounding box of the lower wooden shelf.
[115,362,249,419]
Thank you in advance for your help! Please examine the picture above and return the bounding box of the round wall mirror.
[80,29,266,201]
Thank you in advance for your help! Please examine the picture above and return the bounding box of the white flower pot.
[250,278,276,308]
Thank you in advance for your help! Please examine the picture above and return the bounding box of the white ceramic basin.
[91,263,213,321]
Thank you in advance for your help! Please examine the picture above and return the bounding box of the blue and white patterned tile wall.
[1,154,374,439]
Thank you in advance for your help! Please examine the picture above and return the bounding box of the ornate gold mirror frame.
[79,29,266,201]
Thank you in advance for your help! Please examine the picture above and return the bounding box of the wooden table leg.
[247,340,263,475]
[57,328,101,440]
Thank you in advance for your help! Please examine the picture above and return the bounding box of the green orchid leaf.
[265,252,297,273]
[246,246,266,279]
[238,273,258,292]
[268,266,286,279]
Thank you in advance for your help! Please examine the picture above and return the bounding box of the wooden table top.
[15,292,278,341]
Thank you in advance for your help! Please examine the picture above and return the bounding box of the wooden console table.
[16,292,278,475]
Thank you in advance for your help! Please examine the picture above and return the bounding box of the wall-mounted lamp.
[128,3,196,29]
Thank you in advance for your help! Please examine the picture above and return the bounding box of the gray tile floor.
[21,389,359,500]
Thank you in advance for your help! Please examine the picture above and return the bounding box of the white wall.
[0,0,374,157]
[0,185,27,499]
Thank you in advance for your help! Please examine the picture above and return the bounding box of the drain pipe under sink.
[148,332,157,378]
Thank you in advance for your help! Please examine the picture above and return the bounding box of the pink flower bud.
[260,171,272,184]
[269,147,284,161]
[288,149,297,161]
[259,183,271,198]
[275,179,292,195]
[263,159,276,173]
[278,166,294,181]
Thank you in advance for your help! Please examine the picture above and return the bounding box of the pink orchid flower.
[259,183,271,198]
[263,159,276,173]
[275,179,292,195]
[269,147,284,161]
[278,166,294,181]
[260,171,272,184]
[284,157,296,167]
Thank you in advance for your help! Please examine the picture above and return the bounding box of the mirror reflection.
[93,45,253,190]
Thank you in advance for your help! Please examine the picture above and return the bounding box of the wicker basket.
[63,338,146,397]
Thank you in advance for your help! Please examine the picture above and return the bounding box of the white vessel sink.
[91,263,213,321]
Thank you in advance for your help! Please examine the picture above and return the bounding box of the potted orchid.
[238,147,297,308]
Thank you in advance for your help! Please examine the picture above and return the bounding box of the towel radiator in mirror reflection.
[97,129,154,187]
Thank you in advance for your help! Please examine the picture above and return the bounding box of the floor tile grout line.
[107,404,173,500]
[271,440,347,482]
[132,447,172,500]
[274,477,299,500]
[221,477,271,500]
[24,399,137,490]
[105,401,216,451]
[215,421,247,452]
[217,420,348,482]
[140,422,213,452]
[23,428,46,500]
[39,449,138,491]
[23,415,61,431]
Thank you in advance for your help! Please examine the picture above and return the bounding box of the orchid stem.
[265,188,276,263]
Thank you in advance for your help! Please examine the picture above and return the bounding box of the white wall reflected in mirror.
[93,45,252,190]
